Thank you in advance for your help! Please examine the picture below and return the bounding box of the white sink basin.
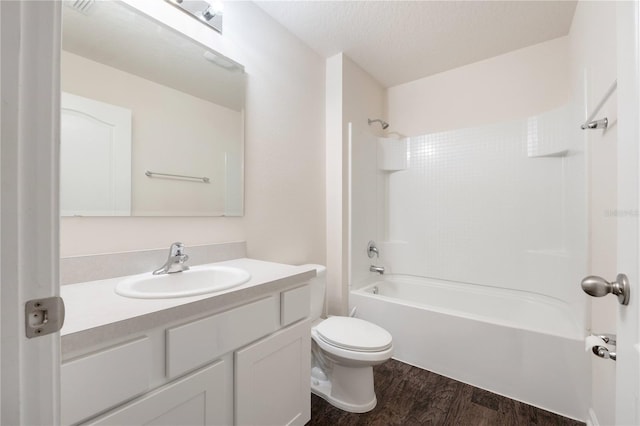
[115,265,251,299]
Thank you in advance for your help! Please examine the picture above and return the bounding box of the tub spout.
[370,265,385,274]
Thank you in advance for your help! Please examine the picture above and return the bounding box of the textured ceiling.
[254,1,577,88]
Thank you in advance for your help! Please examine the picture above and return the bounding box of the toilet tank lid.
[299,264,326,277]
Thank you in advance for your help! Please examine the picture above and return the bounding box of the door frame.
[1,1,61,424]
[615,1,640,424]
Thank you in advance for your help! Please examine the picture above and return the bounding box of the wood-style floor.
[307,359,584,426]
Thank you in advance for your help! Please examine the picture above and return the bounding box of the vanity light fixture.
[165,0,223,34]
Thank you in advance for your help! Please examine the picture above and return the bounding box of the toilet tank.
[300,264,326,320]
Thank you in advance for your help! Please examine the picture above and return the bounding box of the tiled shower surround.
[367,105,587,322]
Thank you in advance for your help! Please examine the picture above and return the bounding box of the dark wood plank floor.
[307,359,584,426]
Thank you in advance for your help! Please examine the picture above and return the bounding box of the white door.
[615,2,640,424]
[0,1,61,424]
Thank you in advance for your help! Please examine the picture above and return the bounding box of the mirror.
[61,0,245,217]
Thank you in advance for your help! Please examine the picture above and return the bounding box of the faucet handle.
[169,242,185,256]
[367,241,379,258]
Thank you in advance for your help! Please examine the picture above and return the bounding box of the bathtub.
[350,275,588,421]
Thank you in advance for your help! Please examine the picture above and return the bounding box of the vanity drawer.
[166,296,278,379]
[61,337,151,426]
[281,285,310,326]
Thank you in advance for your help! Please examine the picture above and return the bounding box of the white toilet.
[303,264,393,413]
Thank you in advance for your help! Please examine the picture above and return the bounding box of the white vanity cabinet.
[86,360,228,426]
[234,284,312,425]
[235,319,310,426]
[61,283,311,426]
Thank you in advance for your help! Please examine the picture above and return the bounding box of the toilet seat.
[313,317,392,354]
[310,316,394,413]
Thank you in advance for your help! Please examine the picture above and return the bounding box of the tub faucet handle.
[367,241,379,258]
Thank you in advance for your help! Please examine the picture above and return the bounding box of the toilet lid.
[315,317,392,352]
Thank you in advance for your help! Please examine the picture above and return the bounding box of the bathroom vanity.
[60,258,314,426]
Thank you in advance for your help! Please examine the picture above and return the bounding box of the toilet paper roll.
[585,335,607,352]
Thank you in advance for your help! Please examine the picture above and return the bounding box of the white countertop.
[61,258,316,356]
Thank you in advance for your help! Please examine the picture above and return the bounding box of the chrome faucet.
[153,242,190,275]
[370,265,385,275]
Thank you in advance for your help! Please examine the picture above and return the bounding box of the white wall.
[326,54,385,315]
[568,2,618,425]
[387,36,569,136]
[344,57,386,295]
[61,1,326,267]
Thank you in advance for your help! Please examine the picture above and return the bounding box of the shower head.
[368,118,389,130]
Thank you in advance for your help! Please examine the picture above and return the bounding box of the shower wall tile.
[386,106,585,304]
[527,106,571,157]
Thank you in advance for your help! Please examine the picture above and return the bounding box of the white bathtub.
[350,275,588,421]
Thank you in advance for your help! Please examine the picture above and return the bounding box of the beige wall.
[227,2,325,265]
[569,2,618,425]
[387,36,570,136]
[61,1,326,267]
[325,54,344,316]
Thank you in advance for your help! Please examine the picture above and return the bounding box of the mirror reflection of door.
[60,92,132,216]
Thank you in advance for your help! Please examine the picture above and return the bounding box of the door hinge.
[25,296,65,338]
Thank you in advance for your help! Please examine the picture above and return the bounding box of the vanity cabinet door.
[85,360,228,426]
[235,319,311,426]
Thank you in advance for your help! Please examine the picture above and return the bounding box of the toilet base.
[310,364,377,413]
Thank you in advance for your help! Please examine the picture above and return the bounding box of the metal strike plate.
[25,296,65,338]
